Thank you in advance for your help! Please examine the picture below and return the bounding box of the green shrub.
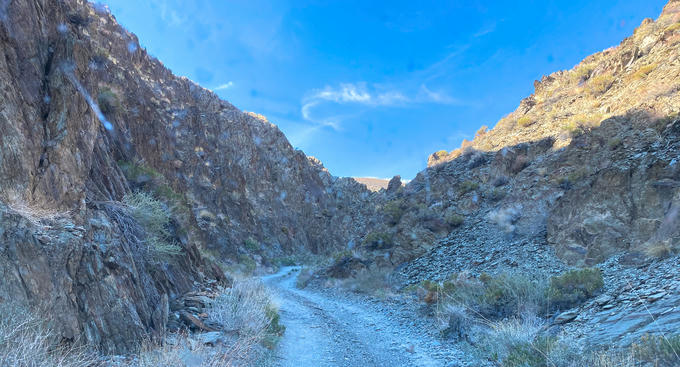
[244,237,259,251]
[273,256,296,267]
[586,74,614,95]
[458,180,479,194]
[505,336,559,367]
[118,160,162,182]
[488,188,506,202]
[237,254,257,274]
[608,137,623,150]
[362,231,394,250]
[98,87,120,115]
[446,214,465,228]
[383,199,405,225]
[479,273,548,317]
[547,268,603,311]
[124,192,183,259]
[433,273,548,318]
[517,116,534,127]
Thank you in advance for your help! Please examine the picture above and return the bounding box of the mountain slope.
[335,0,680,349]
[0,0,376,353]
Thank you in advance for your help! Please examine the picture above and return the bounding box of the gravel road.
[262,267,468,367]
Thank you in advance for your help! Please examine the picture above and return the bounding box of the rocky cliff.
[0,0,376,354]
[348,0,680,347]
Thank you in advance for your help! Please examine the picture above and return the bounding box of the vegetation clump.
[362,231,394,250]
[208,279,285,351]
[0,299,97,367]
[632,63,657,79]
[124,191,183,259]
[244,237,259,251]
[517,116,534,127]
[98,87,120,115]
[571,63,595,83]
[547,267,603,311]
[644,240,677,259]
[562,113,604,136]
[458,180,479,194]
[383,199,406,225]
[632,333,680,365]
[446,213,464,228]
[586,74,614,95]
[487,188,506,202]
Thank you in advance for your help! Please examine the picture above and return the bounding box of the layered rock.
[0,0,375,353]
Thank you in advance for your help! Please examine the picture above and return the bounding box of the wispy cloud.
[473,22,497,38]
[301,82,460,129]
[213,81,234,90]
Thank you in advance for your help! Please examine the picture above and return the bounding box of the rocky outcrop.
[0,0,375,354]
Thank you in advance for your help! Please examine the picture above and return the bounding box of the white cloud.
[301,82,459,129]
[417,84,462,105]
[213,81,234,90]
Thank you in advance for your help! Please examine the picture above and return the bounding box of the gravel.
[263,267,475,367]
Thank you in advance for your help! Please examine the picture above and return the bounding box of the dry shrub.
[131,332,263,367]
[632,63,657,79]
[208,279,281,338]
[435,304,471,339]
[517,116,534,127]
[124,191,183,259]
[644,239,677,259]
[295,267,315,289]
[487,205,521,233]
[337,267,393,296]
[571,63,595,84]
[632,334,680,366]
[586,74,615,95]
[0,299,98,367]
[509,154,530,174]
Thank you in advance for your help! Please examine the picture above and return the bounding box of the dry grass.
[664,22,680,33]
[4,193,70,228]
[0,300,99,367]
[334,267,394,297]
[632,63,658,80]
[562,113,605,136]
[134,279,283,366]
[644,239,677,259]
[131,332,265,367]
[571,63,595,84]
[517,116,534,127]
[209,279,278,338]
[586,74,615,96]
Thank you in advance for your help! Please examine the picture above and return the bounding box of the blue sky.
[101,0,667,179]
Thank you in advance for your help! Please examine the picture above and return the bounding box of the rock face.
[405,0,680,267]
[0,0,375,353]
